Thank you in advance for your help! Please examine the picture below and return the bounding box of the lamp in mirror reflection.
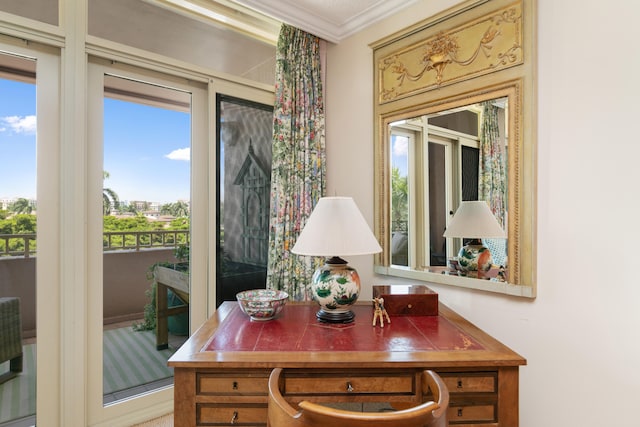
[292,197,382,323]
[443,201,506,276]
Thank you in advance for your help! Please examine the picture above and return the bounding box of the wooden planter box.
[153,265,190,349]
[153,264,189,302]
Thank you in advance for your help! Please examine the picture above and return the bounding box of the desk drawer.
[197,403,267,426]
[440,372,497,394]
[448,403,496,424]
[197,372,269,395]
[284,372,415,396]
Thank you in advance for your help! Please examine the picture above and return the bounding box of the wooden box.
[373,285,438,316]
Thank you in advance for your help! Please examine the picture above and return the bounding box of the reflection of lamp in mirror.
[292,197,382,323]
[443,201,506,275]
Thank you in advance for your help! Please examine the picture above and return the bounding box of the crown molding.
[232,0,420,43]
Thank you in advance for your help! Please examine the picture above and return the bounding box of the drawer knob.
[346,382,354,392]
[231,411,238,424]
[232,381,238,390]
[457,379,463,389]
[457,408,463,417]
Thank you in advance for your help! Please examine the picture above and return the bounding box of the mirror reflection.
[389,97,509,281]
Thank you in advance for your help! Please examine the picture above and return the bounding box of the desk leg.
[498,366,519,427]
[174,369,196,427]
[156,282,169,350]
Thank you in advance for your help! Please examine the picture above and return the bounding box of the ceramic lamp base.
[311,256,361,324]
[457,239,493,273]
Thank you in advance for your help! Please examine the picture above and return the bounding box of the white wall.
[325,0,640,425]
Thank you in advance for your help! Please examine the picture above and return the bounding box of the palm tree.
[173,201,190,217]
[103,171,120,215]
[391,166,408,231]
[8,198,33,215]
[161,201,190,217]
[121,203,138,215]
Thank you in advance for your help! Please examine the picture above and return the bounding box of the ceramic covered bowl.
[236,289,288,321]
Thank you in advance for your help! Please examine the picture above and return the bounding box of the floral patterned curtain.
[478,101,506,226]
[479,101,507,266]
[266,24,326,300]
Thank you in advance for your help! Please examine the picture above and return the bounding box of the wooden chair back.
[267,368,449,427]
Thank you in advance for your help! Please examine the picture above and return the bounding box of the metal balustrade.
[0,230,189,258]
[0,234,36,258]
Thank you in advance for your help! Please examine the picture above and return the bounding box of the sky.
[391,133,409,177]
[0,79,37,199]
[103,97,190,203]
[0,77,191,204]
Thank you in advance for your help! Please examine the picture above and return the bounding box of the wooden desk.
[168,302,525,426]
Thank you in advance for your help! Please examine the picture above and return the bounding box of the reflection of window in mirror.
[390,128,411,267]
[390,97,508,275]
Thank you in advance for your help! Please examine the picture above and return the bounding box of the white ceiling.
[148,0,420,44]
[230,0,420,43]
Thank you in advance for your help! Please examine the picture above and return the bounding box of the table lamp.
[443,200,506,274]
[291,197,382,323]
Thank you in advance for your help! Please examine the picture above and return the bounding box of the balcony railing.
[0,234,36,258]
[0,230,189,258]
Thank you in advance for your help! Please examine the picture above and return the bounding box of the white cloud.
[165,147,190,161]
[393,137,408,157]
[1,115,36,135]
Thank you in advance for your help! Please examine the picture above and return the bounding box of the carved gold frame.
[371,0,536,297]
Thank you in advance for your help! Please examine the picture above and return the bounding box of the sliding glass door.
[0,51,38,427]
[0,39,60,426]
[86,58,273,424]
[87,59,209,423]
[216,95,273,307]
[101,75,193,403]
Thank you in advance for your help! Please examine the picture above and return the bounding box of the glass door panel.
[216,95,272,307]
[428,141,448,266]
[0,52,37,425]
[102,75,191,403]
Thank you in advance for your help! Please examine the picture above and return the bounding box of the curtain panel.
[266,24,326,301]
[478,101,506,226]
[478,101,507,266]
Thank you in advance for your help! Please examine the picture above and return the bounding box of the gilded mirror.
[371,0,536,297]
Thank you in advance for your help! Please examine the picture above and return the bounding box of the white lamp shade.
[443,201,506,239]
[291,197,382,257]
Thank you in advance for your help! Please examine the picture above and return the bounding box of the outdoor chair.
[268,367,449,427]
[0,297,23,384]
